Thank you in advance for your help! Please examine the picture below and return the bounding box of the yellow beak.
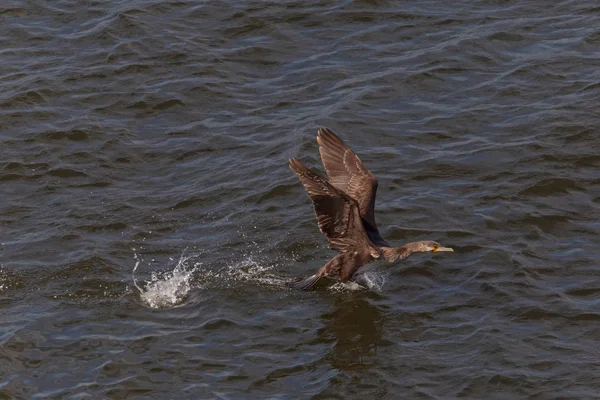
[433,246,454,252]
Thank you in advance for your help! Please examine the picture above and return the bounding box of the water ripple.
[1,0,600,398]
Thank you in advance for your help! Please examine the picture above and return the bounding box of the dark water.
[2,0,600,398]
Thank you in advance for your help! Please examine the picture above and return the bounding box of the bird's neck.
[381,245,414,264]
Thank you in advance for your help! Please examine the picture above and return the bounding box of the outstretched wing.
[316,128,386,244]
[289,158,377,255]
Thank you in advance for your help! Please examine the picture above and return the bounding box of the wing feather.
[289,158,375,254]
[317,128,386,245]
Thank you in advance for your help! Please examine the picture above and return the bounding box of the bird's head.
[414,240,454,253]
[385,240,454,263]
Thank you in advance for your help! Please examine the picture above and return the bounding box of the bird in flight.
[288,128,454,290]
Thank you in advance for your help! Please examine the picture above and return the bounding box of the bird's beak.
[433,246,454,252]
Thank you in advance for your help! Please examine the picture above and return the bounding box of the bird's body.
[288,128,453,290]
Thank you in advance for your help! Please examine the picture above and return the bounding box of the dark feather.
[287,274,321,291]
[289,158,373,253]
[316,128,388,246]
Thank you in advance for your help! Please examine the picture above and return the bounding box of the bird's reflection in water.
[318,294,383,371]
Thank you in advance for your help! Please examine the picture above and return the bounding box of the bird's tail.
[287,274,321,291]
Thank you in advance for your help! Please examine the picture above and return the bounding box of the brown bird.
[288,128,454,290]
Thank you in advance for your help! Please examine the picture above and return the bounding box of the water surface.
[1,0,600,398]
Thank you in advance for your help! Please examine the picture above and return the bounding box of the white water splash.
[0,263,6,293]
[132,247,387,307]
[225,257,287,288]
[329,271,387,293]
[132,250,291,308]
[329,281,365,292]
[356,271,387,292]
[133,251,201,309]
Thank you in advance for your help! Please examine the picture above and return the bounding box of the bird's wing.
[316,128,380,233]
[289,158,377,255]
